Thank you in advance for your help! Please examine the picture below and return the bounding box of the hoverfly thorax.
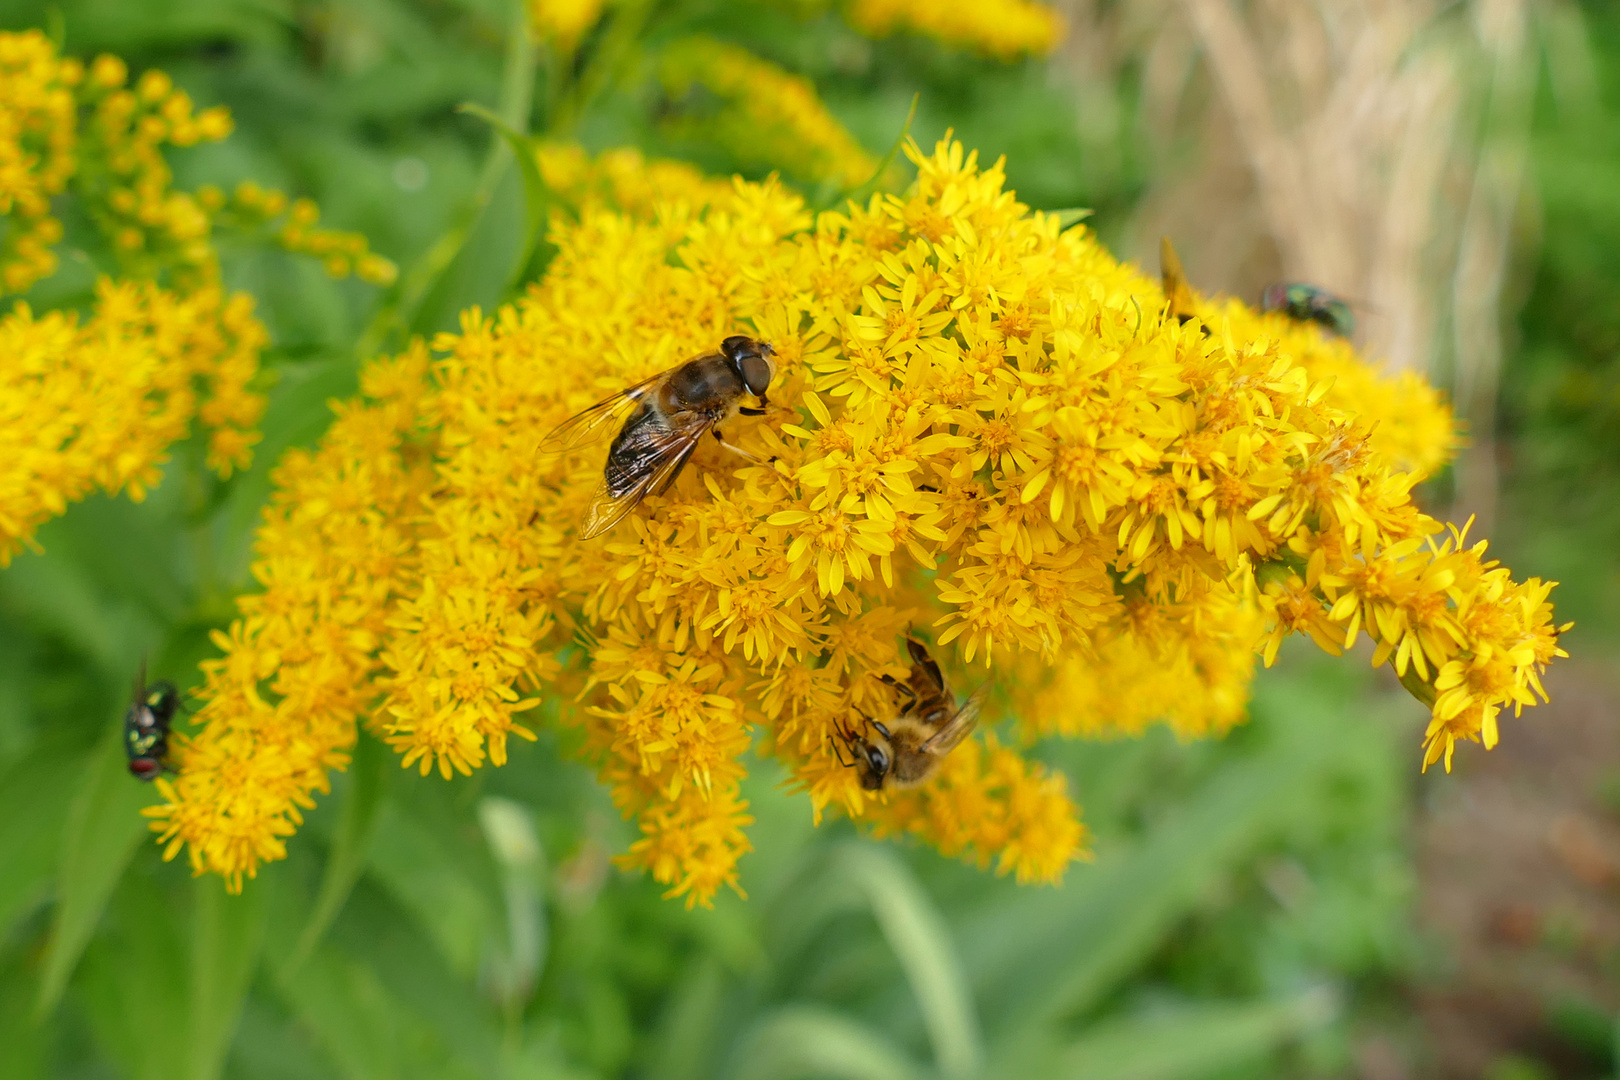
[540,334,779,539]
[721,335,776,402]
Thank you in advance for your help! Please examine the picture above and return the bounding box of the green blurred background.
[0,1,1617,1077]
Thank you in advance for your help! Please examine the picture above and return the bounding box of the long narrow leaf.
[0,749,83,939]
[1041,991,1338,1080]
[36,730,152,1016]
[188,875,269,1080]
[831,845,982,1080]
[284,730,389,978]
[969,675,1350,1043]
[728,1006,924,1080]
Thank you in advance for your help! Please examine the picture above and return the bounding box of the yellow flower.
[536,141,738,218]
[0,30,402,560]
[0,279,266,564]
[146,347,437,890]
[527,0,605,52]
[155,138,1561,905]
[659,37,877,189]
[846,0,1065,60]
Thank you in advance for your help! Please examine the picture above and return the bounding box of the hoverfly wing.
[540,369,670,454]
[1160,236,1196,323]
[578,415,711,539]
[921,682,988,756]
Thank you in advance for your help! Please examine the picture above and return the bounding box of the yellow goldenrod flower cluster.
[536,141,738,217]
[659,37,876,189]
[152,138,1564,906]
[0,29,397,292]
[527,0,605,52]
[0,31,77,292]
[206,181,398,286]
[0,29,396,559]
[0,279,266,563]
[846,0,1065,60]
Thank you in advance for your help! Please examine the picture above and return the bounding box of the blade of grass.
[969,673,1355,1044]
[1036,990,1337,1080]
[457,102,553,293]
[355,0,536,357]
[35,727,152,1016]
[0,748,83,939]
[282,728,389,979]
[829,93,919,210]
[830,844,982,1080]
[188,874,269,1080]
[728,1006,924,1080]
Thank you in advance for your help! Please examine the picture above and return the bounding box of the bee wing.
[1160,236,1196,321]
[922,682,988,756]
[540,369,671,453]
[578,414,712,539]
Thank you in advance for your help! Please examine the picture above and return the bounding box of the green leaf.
[0,748,83,939]
[969,675,1348,1042]
[72,862,189,1080]
[835,93,919,210]
[828,845,982,1080]
[1049,207,1094,231]
[36,729,153,1016]
[275,948,411,1080]
[365,795,502,979]
[188,874,269,1080]
[728,1006,924,1080]
[283,730,390,979]
[1039,991,1338,1080]
[457,102,553,291]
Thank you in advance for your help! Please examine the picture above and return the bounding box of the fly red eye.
[129,758,160,780]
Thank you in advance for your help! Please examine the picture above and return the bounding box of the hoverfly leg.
[738,406,765,417]
[712,429,768,465]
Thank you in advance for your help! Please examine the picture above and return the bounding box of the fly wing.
[1160,236,1196,322]
[921,682,987,756]
[540,369,671,453]
[578,413,712,539]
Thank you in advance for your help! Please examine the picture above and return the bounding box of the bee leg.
[738,406,766,417]
[880,674,918,712]
[712,428,773,465]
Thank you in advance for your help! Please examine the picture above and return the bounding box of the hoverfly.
[835,637,987,791]
[1160,237,1201,328]
[541,335,776,539]
[1260,283,1356,338]
[124,664,181,781]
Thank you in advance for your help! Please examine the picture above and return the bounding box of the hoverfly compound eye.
[739,352,774,399]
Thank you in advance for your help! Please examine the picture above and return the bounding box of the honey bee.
[835,637,987,791]
[541,335,776,539]
[124,664,181,781]
[1160,236,1199,326]
[1260,283,1356,338]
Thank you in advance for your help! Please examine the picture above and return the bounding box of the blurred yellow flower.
[0,30,398,557]
[0,279,267,564]
[156,138,1563,905]
[528,0,605,52]
[660,37,877,188]
[847,0,1065,60]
